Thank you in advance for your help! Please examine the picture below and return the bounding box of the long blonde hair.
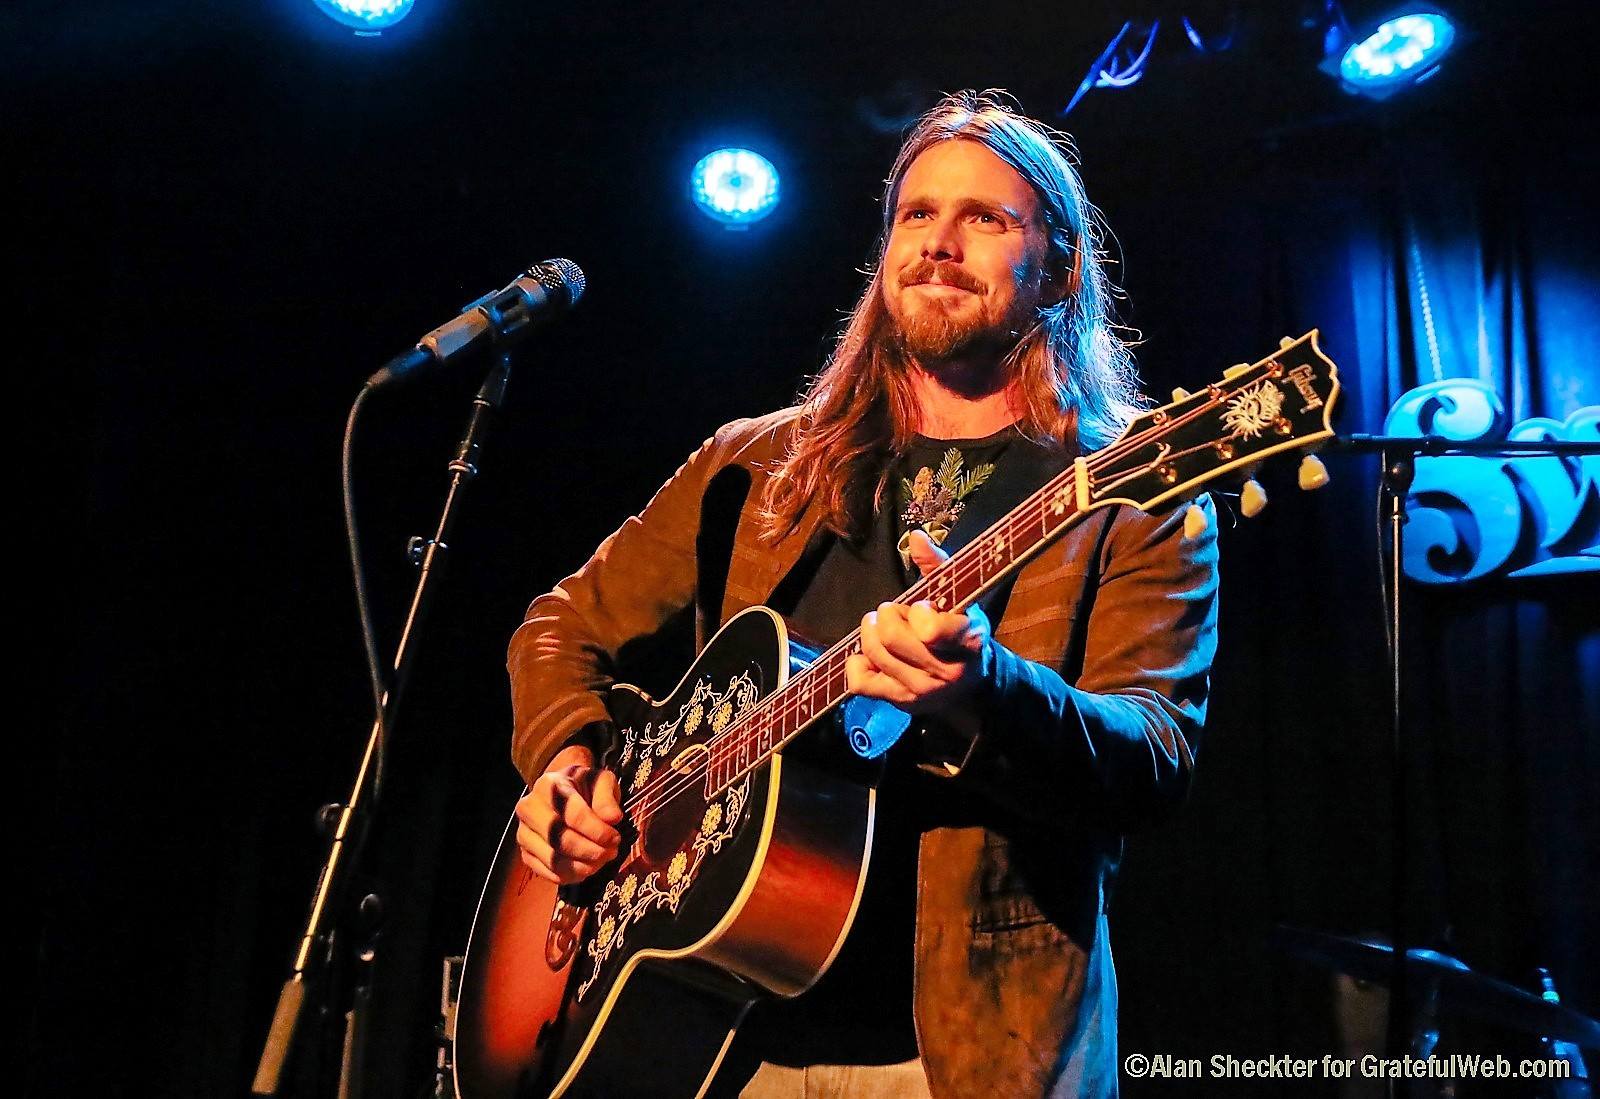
[759,90,1145,543]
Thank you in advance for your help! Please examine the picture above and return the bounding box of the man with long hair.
[508,91,1218,1097]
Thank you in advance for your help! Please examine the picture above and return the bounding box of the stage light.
[312,0,414,33]
[1324,7,1458,99]
[1342,13,1454,87]
[691,149,780,228]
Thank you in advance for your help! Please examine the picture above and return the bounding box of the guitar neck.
[703,331,1341,797]
[703,460,1092,795]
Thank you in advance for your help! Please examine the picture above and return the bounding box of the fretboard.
[703,457,1091,796]
[700,334,1342,798]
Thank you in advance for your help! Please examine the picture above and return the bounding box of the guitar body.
[454,607,877,1099]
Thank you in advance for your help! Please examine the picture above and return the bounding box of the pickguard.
[575,671,760,1001]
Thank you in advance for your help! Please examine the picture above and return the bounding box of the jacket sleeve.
[506,424,744,785]
[930,495,1220,831]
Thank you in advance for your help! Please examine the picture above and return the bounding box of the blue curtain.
[1368,133,1599,1028]
[1117,114,1599,1075]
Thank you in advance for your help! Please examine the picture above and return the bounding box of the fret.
[767,702,785,750]
[1004,509,1028,557]
[984,531,1007,573]
[1046,478,1075,519]
[707,745,723,795]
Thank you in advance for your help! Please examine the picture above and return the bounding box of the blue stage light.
[691,149,780,227]
[1336,11,1456,96]
[312,0,415,33]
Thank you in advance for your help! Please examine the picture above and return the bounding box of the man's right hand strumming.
[514,744,624,884]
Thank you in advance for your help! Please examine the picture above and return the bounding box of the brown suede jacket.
[507,407,1219,1099]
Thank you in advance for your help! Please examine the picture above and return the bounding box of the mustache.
[898,260,986,295]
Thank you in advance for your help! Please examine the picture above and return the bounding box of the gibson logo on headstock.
[1285,363,1325,412]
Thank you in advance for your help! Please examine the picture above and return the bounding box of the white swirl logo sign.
[1384,379,1598,584]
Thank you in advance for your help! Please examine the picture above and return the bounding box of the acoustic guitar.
[454,332,1343,1098]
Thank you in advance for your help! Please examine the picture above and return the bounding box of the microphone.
[369,258,586,386]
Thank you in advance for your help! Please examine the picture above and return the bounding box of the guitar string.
[617,462,1098,821]
[619,381,1259,822]
[619,371,1272,819]
[617,378,1257,820]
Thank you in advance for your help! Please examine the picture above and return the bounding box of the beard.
[884,260,1029,366]
[890,298,1011,363]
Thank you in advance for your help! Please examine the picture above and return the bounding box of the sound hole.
[640,779,705,865]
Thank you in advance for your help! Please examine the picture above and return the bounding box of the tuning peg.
[1224,363,1251,379]
[1171,386,1190,402]
[1298,454,1330,491]
[1240,478,1268,518]
[1183,502,1209,539]
[1280,336,1296,349]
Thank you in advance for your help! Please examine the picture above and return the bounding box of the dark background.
[18,1,1597,1095]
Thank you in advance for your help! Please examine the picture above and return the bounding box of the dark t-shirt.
[736,425,1021,1066]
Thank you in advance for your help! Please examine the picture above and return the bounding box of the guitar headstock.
[1088,330,1341,514]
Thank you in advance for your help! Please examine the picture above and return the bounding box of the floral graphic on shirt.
[898,447,995,568]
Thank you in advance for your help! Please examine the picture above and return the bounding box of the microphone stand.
[253,351,515,1097]
[1327,433,1600,1099]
